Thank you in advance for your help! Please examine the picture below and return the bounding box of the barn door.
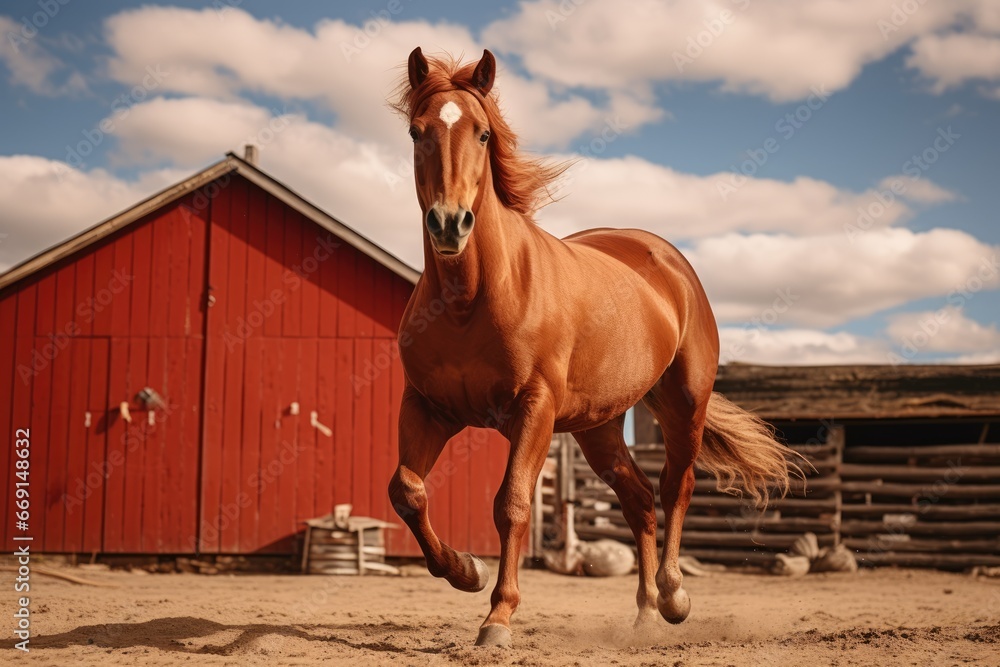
[98,198,207,554]
[200,177,342,554]
[10,193,208,556]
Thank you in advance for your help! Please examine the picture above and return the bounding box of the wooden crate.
[301,510,399,576]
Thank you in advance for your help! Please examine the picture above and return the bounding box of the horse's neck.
[421,194,536,313]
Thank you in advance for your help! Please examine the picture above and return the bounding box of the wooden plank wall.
[0,195,207,554]
[841,433,1000,569]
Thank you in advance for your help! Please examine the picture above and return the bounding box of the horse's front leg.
[476,394,555,648]
[388,387,490,592]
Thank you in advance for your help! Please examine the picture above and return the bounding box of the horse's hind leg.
[642,356,714,624]
[388,387,489,593]
[573,415,660,628]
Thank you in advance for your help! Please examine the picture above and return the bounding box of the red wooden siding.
[0,173,510,557]
[2,195,206,554]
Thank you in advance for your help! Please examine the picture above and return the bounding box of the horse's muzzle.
[426,206,474,255]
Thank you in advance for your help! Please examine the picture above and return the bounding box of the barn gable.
[0,154,509,557]
[0,153,419,293]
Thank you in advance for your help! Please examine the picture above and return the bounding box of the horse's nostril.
[459,210,475,234]
[426,208,444,235]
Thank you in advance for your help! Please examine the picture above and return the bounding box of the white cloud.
[886,306,1000,353]
[720,306,1000,366]
[685,229,1000,328]
[0,146,421,276]
[952,350,1000,363]
[539,156,924,241]
[907,32,1000,93]
[877,175,958,205]
[0,156,185,271]
[101,6,660,150]
[719,327,888,365]
[0,15,86,96]
[108,97,298,167]
[483,0,994,102]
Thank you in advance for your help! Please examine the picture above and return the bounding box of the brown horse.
[387,47,799,647]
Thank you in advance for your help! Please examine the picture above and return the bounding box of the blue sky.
[1,0,998,364]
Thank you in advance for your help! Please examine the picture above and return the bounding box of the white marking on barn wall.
[439,101,462,129]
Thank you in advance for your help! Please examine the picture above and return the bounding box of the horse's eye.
[409,128,419,142]
[479,129,491,144]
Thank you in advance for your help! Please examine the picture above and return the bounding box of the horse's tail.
[698,392,808,507]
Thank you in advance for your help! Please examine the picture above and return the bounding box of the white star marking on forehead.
[439,101,462,129]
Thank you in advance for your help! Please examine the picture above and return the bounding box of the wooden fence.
[536,425,1000,570]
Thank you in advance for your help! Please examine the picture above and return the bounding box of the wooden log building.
[548,364,1000,570]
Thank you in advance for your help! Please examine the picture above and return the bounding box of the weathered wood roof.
[715,364,1000,420]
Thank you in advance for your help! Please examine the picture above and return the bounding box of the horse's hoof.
[469,555,490,592]
[447,554,490,593]
[633,608,661,631]
[475,624,512,647]
[657,587,691,624]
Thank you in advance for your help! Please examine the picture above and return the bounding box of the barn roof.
[716,363,1000,420]
[0,152,421,292]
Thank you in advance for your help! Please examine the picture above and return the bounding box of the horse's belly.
[555,308,677,431]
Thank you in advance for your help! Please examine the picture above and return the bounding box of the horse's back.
[562,227,710,312]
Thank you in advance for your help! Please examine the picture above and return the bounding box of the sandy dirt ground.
[3,562,999,666]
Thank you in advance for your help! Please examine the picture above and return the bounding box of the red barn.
[0,151,510,558]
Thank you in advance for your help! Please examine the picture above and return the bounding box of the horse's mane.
[391,53,570,217]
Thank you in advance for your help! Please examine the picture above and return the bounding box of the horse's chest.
[400,333,521,422]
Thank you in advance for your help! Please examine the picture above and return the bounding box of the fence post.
[828,424,845,546]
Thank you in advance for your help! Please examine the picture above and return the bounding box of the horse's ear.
[408,47,429,89]
[471,49,495,95]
